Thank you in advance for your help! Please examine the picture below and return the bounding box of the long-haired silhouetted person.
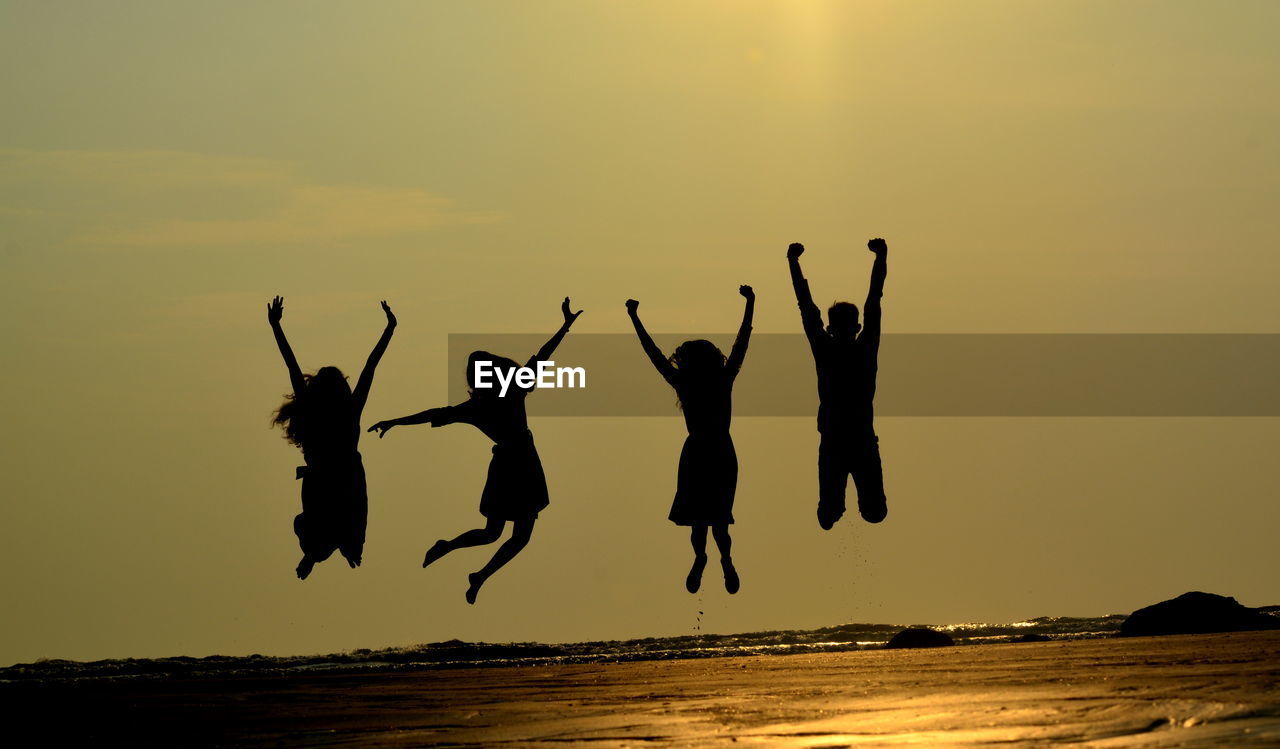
[626,286,754,594]
[268,296,397,579]
[787,239,889,529]
[368,298,582,604]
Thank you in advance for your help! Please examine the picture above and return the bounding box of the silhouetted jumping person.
[368,298,582,604]
[626,286,754,594]
[268,296,397,579]
[787,239,889,529]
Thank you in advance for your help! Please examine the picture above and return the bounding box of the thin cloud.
[0,149,501,248]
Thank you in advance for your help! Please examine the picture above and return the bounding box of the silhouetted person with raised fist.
[268,296,397,579]
[626,286,754,594]
[368,298,582,604]
[788,239,889,529]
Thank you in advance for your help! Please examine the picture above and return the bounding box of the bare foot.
[296,556,315,580]
[423,540,450,569]
[465,572,484,604]
[721,558,740,594]
[686,553,707,594]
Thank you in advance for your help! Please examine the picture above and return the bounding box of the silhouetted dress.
[669,370,743,526]
[431,391,550,520]
[295,408,368,563]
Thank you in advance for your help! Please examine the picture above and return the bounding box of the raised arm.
[267,296,307,394]
[626,299,677,386]
[861,238,888,350]
[526,297,582,368]
[352,301,397,412]
[725,285,755,377]
[787,243,825,343]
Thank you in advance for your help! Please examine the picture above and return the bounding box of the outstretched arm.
[526,297,582,368]
[367,405,459,438]
[267,296,307,394]
[626,299,677,385]
[353,301,397,412]
[787,243,825,343]
[725,285,755,377]
[862,238,888,347]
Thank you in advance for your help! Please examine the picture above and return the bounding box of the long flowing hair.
[668,339,727,408]
[271,366,353,450]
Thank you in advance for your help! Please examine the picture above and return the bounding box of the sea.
[0,613,1159,684]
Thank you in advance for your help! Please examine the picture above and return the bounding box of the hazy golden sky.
[2,0,1277,664]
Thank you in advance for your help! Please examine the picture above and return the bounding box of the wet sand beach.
[8,630,1280,747]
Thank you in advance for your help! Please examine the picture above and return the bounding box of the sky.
[1,0,1277,665]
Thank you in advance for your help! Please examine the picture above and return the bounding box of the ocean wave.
[0,615,1131,684]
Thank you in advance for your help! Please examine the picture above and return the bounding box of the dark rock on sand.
[1011,633,1052,643]
[885,628,954,649]
[1120,592,1280,637]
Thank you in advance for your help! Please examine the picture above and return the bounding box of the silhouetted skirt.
[480,433,550,521]
[669,432,737,526]
[295,452,368,563]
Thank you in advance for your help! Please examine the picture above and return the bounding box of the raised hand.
[381,300,397,328]
[267,296,284,324]
[868,237,887,255]
[625,299,640,315]
[739,284,755,301]
[787,242,805,259]
[367,421,395,438]
[561,297,583,326]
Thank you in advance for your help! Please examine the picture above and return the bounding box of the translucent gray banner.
[446,334,1280,416]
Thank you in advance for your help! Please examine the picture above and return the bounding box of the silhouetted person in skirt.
[369,298,582,604]
[626,286,754,594]
[268,296,396,579]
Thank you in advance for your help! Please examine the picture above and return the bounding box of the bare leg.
[425,516,504,568]
[467,517,535,604]
[294,513,318,580]
[686,525,709,593]
[711,525,738,594]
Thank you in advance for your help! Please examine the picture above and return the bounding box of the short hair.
[827,302,860,328]
[466,350,520,395]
